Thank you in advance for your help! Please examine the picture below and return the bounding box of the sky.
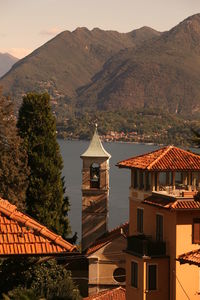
[0,0,199,58]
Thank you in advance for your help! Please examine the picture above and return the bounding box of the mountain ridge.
[0,53,18,78]
[0,14,200,117]
[0,26,160,108]
[76,13,200,115]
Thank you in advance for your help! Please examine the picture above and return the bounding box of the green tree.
[0,258,81,300]
[17,93,70,236]
[0,92,29,210]
[192,129,200,147]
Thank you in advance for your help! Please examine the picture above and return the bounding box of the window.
[139,171,144,190]
[145,172,150,191]
[90,163,100,188]
[113,268,126,283]
[137,208,143,233]
[193,219,200,244]
[131,262,138,288]
[155,172,158,191]
[156,214,163,241]
[134,170,138,188]
[147,264,157,291]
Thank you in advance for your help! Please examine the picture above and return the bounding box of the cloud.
[40,27,61,36]
[0,48,33,59]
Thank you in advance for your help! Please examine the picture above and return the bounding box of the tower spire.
[81,125,111,158]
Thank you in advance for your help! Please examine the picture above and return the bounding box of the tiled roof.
[117,146,200,171]
[178,249,200,266]
[143,195,200,210]
[83,287,126,300]
[87,222,129,255]
[0,199,77,255]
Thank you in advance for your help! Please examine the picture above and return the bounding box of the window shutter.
[131,262,138,288]
[148,265,157,290]
[156,215,163,241]
[141,210,143,233]
[137,208,143,233]
[134,170,138,188]
[193,222,200,244]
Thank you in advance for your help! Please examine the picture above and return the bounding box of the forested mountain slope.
[76,14,200,115]
[0,26,160,107]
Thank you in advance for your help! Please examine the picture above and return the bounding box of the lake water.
[58,140,159,241]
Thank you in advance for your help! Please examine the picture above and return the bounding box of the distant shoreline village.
[58,132,200,149]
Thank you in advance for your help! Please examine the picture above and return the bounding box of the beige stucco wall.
[176,211,200,256]
[175,262,199,300]
[130,198,177,299]
[88,236,126,295]
[126,253,169,300]
[126,253,144,300]
[128,187,200,300]
[175,211,200,300]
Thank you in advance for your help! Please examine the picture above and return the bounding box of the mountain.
[1,14,200,117]
[0,26,160,106]
[0,53,18,78]
[76,14,200,115]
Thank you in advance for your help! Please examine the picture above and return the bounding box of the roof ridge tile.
[147,145,172,170]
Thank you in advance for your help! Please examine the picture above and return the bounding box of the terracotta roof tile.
[178,249,200,266]
[117,146,200,171]
[0,198,78,256]
[87,222,129,255]
[143,195,200,210]
[84,287,126,300]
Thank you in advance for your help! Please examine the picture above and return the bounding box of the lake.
[58,140,159,241]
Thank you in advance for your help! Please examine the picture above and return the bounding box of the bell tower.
[81,125,111,252]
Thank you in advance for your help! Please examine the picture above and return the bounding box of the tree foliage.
[0,91,29,209]
[17,93,70,236]
[192,129,200,147]
[57,109,200,146]
[0,258,81,300]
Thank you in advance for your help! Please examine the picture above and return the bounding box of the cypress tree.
[0,92,29,209]
[17,93,70,236]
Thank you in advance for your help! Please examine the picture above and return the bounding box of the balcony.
[126,235,166,258]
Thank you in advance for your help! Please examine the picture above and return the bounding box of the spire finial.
[95,123,98,129]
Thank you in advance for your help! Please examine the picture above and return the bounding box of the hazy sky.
[0,0,199,58]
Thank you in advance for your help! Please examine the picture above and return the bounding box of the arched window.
[90,163,100,188]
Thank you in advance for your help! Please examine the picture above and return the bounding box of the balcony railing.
[127,235,166,257]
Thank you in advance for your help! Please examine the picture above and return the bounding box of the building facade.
[86,223,128,295]
[117,145,200,300]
